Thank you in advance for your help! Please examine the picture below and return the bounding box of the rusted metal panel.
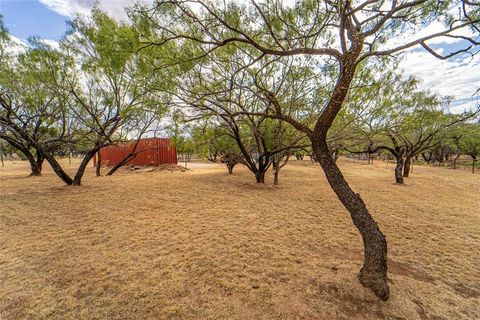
[93,138,177,166]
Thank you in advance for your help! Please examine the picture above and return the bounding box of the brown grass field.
[1,158,479,319]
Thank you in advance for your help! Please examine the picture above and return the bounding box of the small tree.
[457,124,480,173]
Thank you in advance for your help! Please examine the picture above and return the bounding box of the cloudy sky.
[1,0,479,112]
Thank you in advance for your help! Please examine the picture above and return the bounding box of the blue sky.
[0,0,69,40]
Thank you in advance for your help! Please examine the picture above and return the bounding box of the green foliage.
[456,124,480,158]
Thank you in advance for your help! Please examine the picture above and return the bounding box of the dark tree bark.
[395,154,405,184]
[255,170,266,183]
[273,170,279,185]
[106,155,135,176]
[313,141,389,301]
[72,148,100,186]
[95,150,102,177]
[106,149,138,176]
[227,162,236,174]
[43,152,74,185]
[403,156,412,178]
[311,54,389,300]
[272,154,290,186]
[1,136,45,176]
[29,152,44,176]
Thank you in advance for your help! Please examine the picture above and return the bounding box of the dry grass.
[0,158,479,319]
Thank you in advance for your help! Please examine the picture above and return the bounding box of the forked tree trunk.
[313,141,389,301]
[255,170,266,183]
[29,161,42,176]
[21,148,41,176]
[403,157,412,178]
[30,153,44,176]
[226,162,236,174]
[72,148,99,186]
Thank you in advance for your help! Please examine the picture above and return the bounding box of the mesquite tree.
[350,75,479,183]
[171,52,308,183]
[0,40,76,177]
[457,123,480,173]
[138,0,480,299]
[192,125,243,173]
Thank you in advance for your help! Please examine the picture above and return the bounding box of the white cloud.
[398,49,480,112]
[6,35,27,55]
[38,0,141,20]
[39,0,93,17]
[39,38,61,50]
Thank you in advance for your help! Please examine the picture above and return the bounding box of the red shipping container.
[93,138,177,167]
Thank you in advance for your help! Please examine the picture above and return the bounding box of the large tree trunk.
[20,148,41,176]
[313,141,389,301]
[30,152,44,176]
[29,160,42,176]
[311,53,389,300]
[255,170,265,183]
[2,137,43,176]
[2,123,73,184]
[403,157,412,178]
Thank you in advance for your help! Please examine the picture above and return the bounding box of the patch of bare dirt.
[0,158,479,319]
[126,163,189,173]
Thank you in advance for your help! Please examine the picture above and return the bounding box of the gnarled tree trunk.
[311,52,389,300]
[313,140,389,301]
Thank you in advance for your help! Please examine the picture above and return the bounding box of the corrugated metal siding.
[94,138,177,166]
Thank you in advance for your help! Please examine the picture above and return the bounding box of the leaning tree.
[138,0,480,299]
